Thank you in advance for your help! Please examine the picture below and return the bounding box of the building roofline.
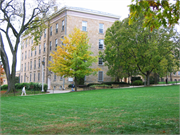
[49,6,120,20]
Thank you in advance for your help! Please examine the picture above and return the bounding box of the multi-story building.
[20,6,120,89]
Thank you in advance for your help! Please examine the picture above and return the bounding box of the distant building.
[20,6,120,89]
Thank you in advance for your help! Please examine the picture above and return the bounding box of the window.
[34,72,36,82]
[34,60,36,69]
[98,71,103,81]
[26,39,27,47]
[98,58,103,65]
[60,76,63,81]
[31,36,33,44]
[55,39,58,50]
[54,73,56,81]
[35,47,36,55]
[28,62,29,71]
[24,63,26,71]
[38,58,41,68]
[43,57,45,63]
[82,21,87,31]
[99,39,104,49]
[44,43,46,52]
[56,23,58,33]
[31,50,33,57]
[38,72,40,82]
[22,53,23,60]
[44,29,46,38]
[50,26,52,36]
[28,50,30,58]
[21,76,23,83]
[25,51,27,59]
[30,60,32,70]
[21,64,23,72]
[62,20,64,31]
[39,45,41,54]
[99,23,104,33]
[24,73,26,82]
[49,56,51,61]
[50,41,52,51]
[61,36,64,45]
[22,42,24,49]
[174,72,177,76]
[30,73,32,82]
[178,71,180,75]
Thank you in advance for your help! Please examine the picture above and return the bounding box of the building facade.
[20,6,120,89]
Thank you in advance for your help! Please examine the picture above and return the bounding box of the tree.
[0,0,55,93]
[129,0,180,30]
[48,28,100,91]
[102,17,179,85]
[99,21,138,82]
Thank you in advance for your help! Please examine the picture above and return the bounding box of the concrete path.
[47,89,71,94]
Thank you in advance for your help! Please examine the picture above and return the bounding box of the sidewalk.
[47,89,71,94]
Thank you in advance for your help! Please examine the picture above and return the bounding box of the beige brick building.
[20,6,120,89]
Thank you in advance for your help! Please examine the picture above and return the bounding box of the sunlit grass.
[1,85,179,134]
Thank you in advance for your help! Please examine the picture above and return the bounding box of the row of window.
[21,58,45,71]
[22,38,104,61]
[21,71,104,83]
[22,37,34,49]
[173,71,180,76]
[82,21,104,34]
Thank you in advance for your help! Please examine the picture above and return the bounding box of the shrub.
[102,82,128,85]
[132,80,143,85]
[44,84,48,92]
[87,83,100,87]
[1,84,8,90]
[90,84,110,87]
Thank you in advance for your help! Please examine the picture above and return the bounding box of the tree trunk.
[154,72,158,84]
[0,32,17,93]
[75,76,77,91]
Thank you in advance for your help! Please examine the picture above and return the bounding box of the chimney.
[54,6,58,12]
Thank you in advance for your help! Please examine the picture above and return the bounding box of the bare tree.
[0,0,55,93]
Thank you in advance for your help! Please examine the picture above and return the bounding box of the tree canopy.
[101,17,179,85]
[48,28,100,91]
[0,0,55,93]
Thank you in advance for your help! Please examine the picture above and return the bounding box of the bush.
[90,84,110,87]
[132,80,143,85]
[1,84,8,90]
[102,82,128,85]
[87,83,101,87]
[44,84,48,92]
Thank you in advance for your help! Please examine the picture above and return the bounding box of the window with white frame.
[44,43,46,52]
[44,29,46,38]
[34,72,36,82]
[99,39,104,49]
[56,23,58,33]
[50,26,52,36]
[55,39,58,50]
[30,60,32,70]
[24,63,26,71]
[60,76,63,81]
[28,62,29,71]
[43,57,45,63]
[35,47,36,55]
[99,23,104,33]
[39,45,41,54]
[31,50,32,57]
[34,60,36,69]
[21,64,23,72]
[24,73,26,82]
[98,71,103,81]
[30,73,32,82]
[31,36,33,44]
[28,50,30,58]
[49,56,51,61]
[25,51,27,59]
[38,72,40,82]
[38,58,40,68]
[54,73,56,81]
[62,20,64,31]
[178,71,180,75]
[98,58,103,65]
[50,41,52,51]
[82,21,87,31]
[22,53,23,60]
[61,36,64,45]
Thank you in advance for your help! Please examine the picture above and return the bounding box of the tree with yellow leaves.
[48,28,100,91]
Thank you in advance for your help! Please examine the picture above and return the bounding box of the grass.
[0,89,47,97]
[1,85,179,134]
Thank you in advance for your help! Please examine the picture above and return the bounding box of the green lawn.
[1,85,179,134]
